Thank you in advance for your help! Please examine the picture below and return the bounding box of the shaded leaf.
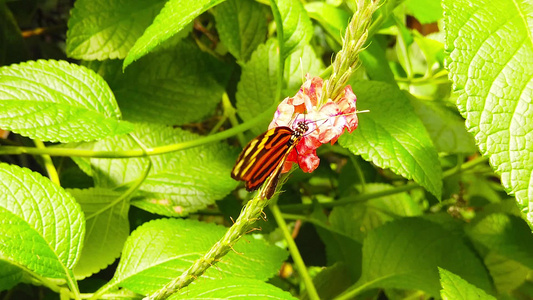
[124,0,225,67]
[0,4,29,65]
[276,0,313,58]
[484,252,529,294]
[214,0,267,63]
[66,0,166,60]
[330,183,422,242]
[343,217,491,298]
[466,213,533,270]
[87,40,231,125]
[0,262,23,291]
[410,96,476,154]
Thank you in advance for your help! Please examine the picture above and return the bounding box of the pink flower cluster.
[268,75,358,173]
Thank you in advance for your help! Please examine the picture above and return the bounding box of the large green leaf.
[69,188,130,279]
[0,163,84,283]
[439,268,496,300]
[66,0,166,60]
[72,123,237,216]
[124,0,225,68]
[214,0,267,63]
[339,81,442,199]
[342,217,491,298]
[87,40,231,125]
[443,0,533,222]
[0,60,133,142]
[100,218,287,295]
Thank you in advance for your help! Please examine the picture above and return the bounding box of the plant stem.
[33,140,60,185]
[0,103,277,158]
[270,203,320,300]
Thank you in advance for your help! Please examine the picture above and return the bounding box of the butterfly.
[231,121,309,199]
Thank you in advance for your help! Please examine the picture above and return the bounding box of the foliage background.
[0,0,532,299]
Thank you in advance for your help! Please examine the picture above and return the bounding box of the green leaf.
[404,0,443,24]
[360,37,397,83]
[72,123,237,216]
[236,38,279,131]
[169,278,297,299]
[66,0,166,60]
[214,0,267,63]
[409,96,476,154]
[315,222,362,281]
[0,60,134,142]
[0,262,23,291]
[339,81,443,199]
[412,31,445,74]
[124,0,225,68]
[87,40,231,125]
[329,183,423,242]
[439,268,496,300]
[344,217,491,298]
[443,0,533,220]
[312,263,354,300]
[484,252,529,293]
[69,188,130,279]
[466,213,533,270]
[236,39,323,133]
[276,0,313,59]
[0,208,70,279]
[102,218,287,295]
[0,163,84,282]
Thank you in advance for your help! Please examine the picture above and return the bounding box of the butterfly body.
[231,122,309,199]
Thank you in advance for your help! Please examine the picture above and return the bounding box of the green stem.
[33,140,60,185]
[281,182,421,212]
[270,203,320,300]
[0,105,277,158]
[281,155,490,213]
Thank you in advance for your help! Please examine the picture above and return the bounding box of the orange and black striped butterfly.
[231,121,309,199]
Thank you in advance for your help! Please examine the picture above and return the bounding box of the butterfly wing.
[231,127,293,191]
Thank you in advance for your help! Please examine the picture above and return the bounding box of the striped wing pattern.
[231,122,309,199]
[231,126,294,191]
